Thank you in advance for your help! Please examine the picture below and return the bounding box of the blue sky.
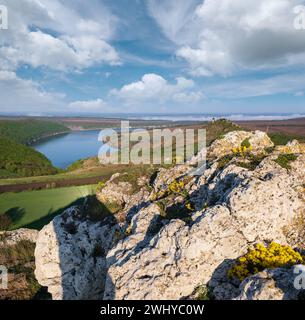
[0,0,305,116]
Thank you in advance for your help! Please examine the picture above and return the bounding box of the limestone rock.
[276,140,305,154]
[34,206,119,300]
[236,265,305,300]
[208,130,273,159]
[96,173,133,206]
[0,228,38,246]
[152,165,191,192]
[104,144,304,300]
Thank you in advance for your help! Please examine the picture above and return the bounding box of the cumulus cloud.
[0,71,64,113]
[149,0,305,76]
[110,73,203,104]
[0,0,120,72]
[68,99,109,112]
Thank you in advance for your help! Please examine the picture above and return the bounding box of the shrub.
[96,181,106,192]
[241,138,251,148]
[0,239,48,299]
[268,133,305,146]
[0,240,35,266]
[232,143,253,158]
[265,147,275,154]
[274,153,298,170]
[228,242,304,281]
[235,153,266,171]
[168,180,185,194]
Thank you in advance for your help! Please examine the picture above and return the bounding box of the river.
[33,130,112,169]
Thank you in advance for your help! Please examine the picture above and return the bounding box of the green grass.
[0,185,96,230]
[0,167,102,185]
[268,132,305,146]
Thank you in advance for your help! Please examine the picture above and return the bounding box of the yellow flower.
[228,242,304,281]
[186,202,194,211]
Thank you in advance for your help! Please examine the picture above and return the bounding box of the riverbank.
[27,130,70,146]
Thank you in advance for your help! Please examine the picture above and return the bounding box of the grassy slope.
[268,132,305,145]
[0,119,69,144]
[0,119,69,178]
[0,185,96,230]
[0,136,58,178]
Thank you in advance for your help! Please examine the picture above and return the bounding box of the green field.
[0,185,96,230]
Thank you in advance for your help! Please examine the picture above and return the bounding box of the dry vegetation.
[0,237,49,300]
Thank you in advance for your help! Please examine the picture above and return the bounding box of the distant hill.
[0,119,68,178]
[0,136,58,178]
[0,119,69,145]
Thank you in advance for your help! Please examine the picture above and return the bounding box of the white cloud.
[0,71,64,113]
[204,73,305,99]
[147,0,200,45]
[68,99,109,111]
[149,0,305,76]
[0,0,120,72]
[110,73,203,104]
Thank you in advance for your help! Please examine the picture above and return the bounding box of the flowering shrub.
[185,202,194,211]
[228,242,304,281]
[231,139,254,161]
[232,144,253,156]
[96,181,106,192]
[241,138,251,149]
[168,180,185,194]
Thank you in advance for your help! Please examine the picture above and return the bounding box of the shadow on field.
[5,207,26,224]
[22,197,87,230]
[0,207,25,231]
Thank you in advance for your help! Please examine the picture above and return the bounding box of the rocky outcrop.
[103,138,304,300]
[208,130,273,159]
[0,228,38,246]
[96,173,133,207]
[34,130,305,300]
[34,206,120,300]
[276,140,305,154]
[236,265,305,300]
